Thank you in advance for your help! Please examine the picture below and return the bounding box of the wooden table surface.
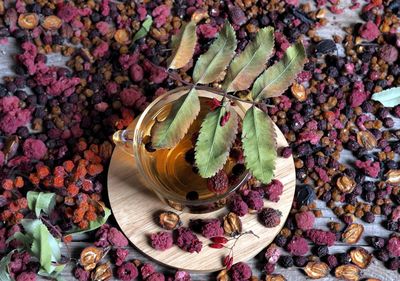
[0,2,398,280]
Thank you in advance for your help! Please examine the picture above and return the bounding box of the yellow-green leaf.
[371,87,400,107]
[242,107,277,184]
[152,88,200,148]
[132,16,153,43]
[167,21,197,69]
[252,42,306,101]
[193,21,237,84]
[222,27,274,92]
[195,105,238,178]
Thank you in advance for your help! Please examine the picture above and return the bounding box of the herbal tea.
[138,97,245,202]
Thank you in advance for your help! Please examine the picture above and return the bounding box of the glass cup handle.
[112,129,135,156]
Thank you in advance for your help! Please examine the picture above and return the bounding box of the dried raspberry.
[359,21,380,41]
[147,272,165,281]
[120,87,143,107]
[16,272,36,281]
[263,262,275,275]
[74,266,90,281]
[306,229,336,246]
[141,263,155,279]
[198,24,218,39]
[286,236,309,256]
[116,262,138,281]
[355,159,380,178]
[265,244,281,264]
[229,195,248,216]
[386,236,400,257]
[207,170,229,194]
[379,44,398,64]
[243,190,264,212]
[264,179,284,202]
[150,231,173,251]
[201,219,224,238]
[295,211,315,230]
[109,226,129,247]
[230,262,252,281]
[258,208,281,227]
[152,5,170,28]
[174,227,202,253]
[174,271,191,281]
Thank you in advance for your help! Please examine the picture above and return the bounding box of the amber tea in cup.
[113,87,249,213]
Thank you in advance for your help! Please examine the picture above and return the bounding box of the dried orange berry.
[63,235,73,243]
[77,140,88,151]
[29,174,40,185]
[14,176,24,188]
[78,220,89,230]
[18,13,39,29]
[114,29,131,45]
[37,165,50,179]
[2,179,14,190]
[63,160,75,173]
[85,211,97,221]
[42,15,63,30]
[87,164,104,176]
[80,247,104,271]
[53,176,65,188]
[67,184,80,197]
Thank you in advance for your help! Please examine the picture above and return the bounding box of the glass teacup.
[113,86,249,213]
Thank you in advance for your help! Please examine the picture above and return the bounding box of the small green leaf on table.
[371,87,400,107]
[132,16,153,43]
[0,250,16,281]
[251,41,306,101]
[195,105,239,178]
[242,106,277,184]
[27,191,56,217]
[167,21,198,69]
[222,27,275,92]
[193,21,237,84]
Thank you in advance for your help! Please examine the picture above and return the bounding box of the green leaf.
[67,204,111,235]
[252,42,306,101]
[152,88,200,148]
[27,191,56,217]
[195,105,239,177]
[0,250,16,281]
[242,107,277,184]
[371,87,400,107]
[132,16,153,43]
[222,27,274,92]
[193,21,237,84]
[167,21,197,69]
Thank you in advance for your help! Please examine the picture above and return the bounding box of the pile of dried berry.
[0,0,399,280]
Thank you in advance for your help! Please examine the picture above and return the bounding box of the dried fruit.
[207,170,229,194]
[385,170,400,184]
[114,29,131,45]
[334,264,361,281]
[80,246,104,271]
[158,211,181,230]
[291,83,307,101]
[266,274,287,281]
[216,269,229,281]
[350,247,373,269]
[18,13,39,29]
[191,9,208,23]
[91,262,112,281]
[342,224,364,244]
[304,262,329,279]
[336,176,356,193]
[356,131,377,150]
[42,15,63,30]
[4,135,19,162]
[223,212,242,236]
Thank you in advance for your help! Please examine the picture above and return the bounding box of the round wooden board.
[108,108,296,273]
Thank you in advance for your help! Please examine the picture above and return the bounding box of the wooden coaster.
[108,109,296,273]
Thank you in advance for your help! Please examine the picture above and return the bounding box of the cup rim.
[132,86,251,206]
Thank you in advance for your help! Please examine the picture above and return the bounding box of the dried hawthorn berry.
[207,170,229,194]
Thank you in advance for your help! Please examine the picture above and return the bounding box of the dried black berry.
[293,255,308,267]
[274,235,287,247]
[279,255,294,268]
[295,185,316,206]
[314,245,329,257]
[376,249,390,262]
[315,39,337,55]
[370,237,385,249]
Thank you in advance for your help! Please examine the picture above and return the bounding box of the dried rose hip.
[18,13,39,29]
[91,262,112,281]
[114,29,131,45]
[304,262,329,279]
[80,246,105,271]
[350,247,373,269]
[266,274,287,281]
[342,224,364,244]
[334,264,360,281]
[42,15,63,30]
[158,211,181,230]
[223,212,242,236]
[207,170,229,194]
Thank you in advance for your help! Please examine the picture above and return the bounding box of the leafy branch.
[153,20,306,184]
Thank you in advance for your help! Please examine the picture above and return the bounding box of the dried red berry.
[209,243,224,249]
[210,237,228,244]
[207,170,229,194]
